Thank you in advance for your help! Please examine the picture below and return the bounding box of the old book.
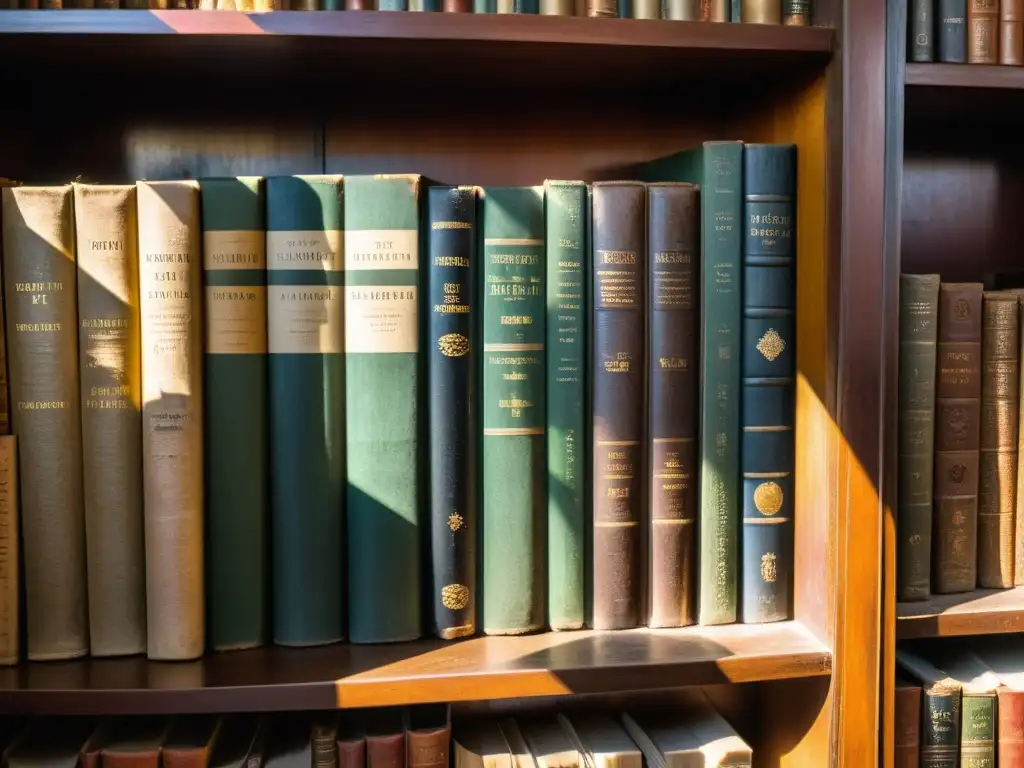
[647,183,698,629]
[974,637,1024,768]
[515,719,579,768]
[545,180,587,632]
[742,0,780,23]
[672,690,752,767]
[102,717,173,768]
[896,678,922,768]
[897,274,941,602]
[621,711,700,767]
[344,174,422,644]
[1003,0,1024,63]
[1012,293,1024,585]
[209,716,264,768]
[499,721,535,768]
[367,709,407,768]
[630,0,658,18]
[200,178,268,652]
[897,648,963,768]
[939,0,968,62]
[137,180,204,661]
[2,185,88,660]
[428,186,478,641]
[559,714,641,768]
[662,0,697,18]
[266,175,345,647]
[0,436,16,665]
[969,0,999,62]
[782,0,809,24]
[73,183,146,658]
[454,721,512,768]
[408,706,450,768]
[923,646,999,768]
[586,0,616,16]
[7,719,96,768]
[540,0,572,12]
[933,282,983,594]
[912,0,936,61]
[163,717,223,768]
[338,714,366,768]
[705,0,726,19]
[481,187,546,636]
[312,715,339,768]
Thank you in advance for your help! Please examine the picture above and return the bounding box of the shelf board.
[0,621,829,715]
[897,586,1024,639]
[905,62,1024,90]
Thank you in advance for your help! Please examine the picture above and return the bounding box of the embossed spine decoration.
[545,181,587,632]
[2,185,88,660]
[932,282,983,594]
[938,0,968,62]
[912,0,936,61]
[961,687,997,768]
[739,144,796,624]
[1002,0,1024,64]
[137,181,204,661]
[897,650,962,768]
[345,175,422,644]
[200,178,268,651]
[742,0,781,23]
[266,175,345,647]
[74,183,146,657]
[481,187,546,636]
[0,437,16,665]
[782,0,809,24]
[592,182,646,631]
[969,0,999,63]
[897,274,941,602]
[647,183,698,629]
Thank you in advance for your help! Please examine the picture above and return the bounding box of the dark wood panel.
[897,587,1024,639]
[906,62,1024,89]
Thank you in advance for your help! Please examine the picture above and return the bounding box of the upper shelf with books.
[897,587,1024,640]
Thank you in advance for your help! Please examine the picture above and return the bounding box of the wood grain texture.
[906,61,1024,88]
[897,586,1024,638]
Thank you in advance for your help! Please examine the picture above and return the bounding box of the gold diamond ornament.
[757,329,785,362]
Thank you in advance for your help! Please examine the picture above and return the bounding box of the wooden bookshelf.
[905,62,1024,89]
[897,588,1024,639]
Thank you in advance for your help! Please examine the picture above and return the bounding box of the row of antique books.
[0,692,751,768]
[896,638,1024,768]
[0,0,809,19]
[897,278,1024,601]
[908,0,1022,65]
[0,141,796,663]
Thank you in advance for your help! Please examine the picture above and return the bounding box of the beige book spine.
[0,436,17,665]
[1015,292,1024,585]
[539,0,573,13]
[1,185,88,661]
[742,0,781,22]
[137,181,204,661]
[74,184,147,658]
[632,0,659,17]
[663,0,699,19]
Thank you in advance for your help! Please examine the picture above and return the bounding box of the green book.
[481,186,546,635]
[266,175,346,647]
[544,180,587,632]
[344,174,423,644]
[638,142,744,625]
[200,177,268,651]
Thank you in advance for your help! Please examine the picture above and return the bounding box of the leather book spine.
[102,718,171,768]
[896,683,922,768]
[742,0,781,23]
[740,144,797,624]
[647,183,698,629]
[1003,0,1024,64]
[707,0,726,19]
[137,181,204,661]
[897,274,941,602]
[782,0,809,24]
[481,187,546,636]
[922,686,961,768]
[912,0,936,61]
[346,0,371,9]
[200,177,268,652]
[339,738,366,768]
[999,690,1024,768]
[266,175,345,647]
[163,717,222,768]
[586,0,616,16]
[407,727,449,768]
[312,718,338,768]
[428,186,478,641]
[938,0,968,61]
[368,734,406,768]
[443,0,470,10]
[933,282,983,594]
[1015,293,1024,584]
[545,181,587,632]
[345,175,422,644]
[592,181,646,631]
[74,183,146,658]
[662,0,697,18]
[540,0,572,12]
[0,436,16,665]
[1,185,88,661]
[969,0,999,62]
[631,0,658,17]
[978,291,1019,588]
[961,693,996,768]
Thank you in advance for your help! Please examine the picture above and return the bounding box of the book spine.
[592,182,645,631]
[709,0,726,18]
[586,0,616,16]
[74,183,146,658]
[999,690,1024,768]
[345,175,422,644]
[897,274,941,602]
[895,684,922,768]
[481,187,546,636]
[698,142,744,625]
[978,292,1019,588]
[1003,0,1024,64]
[1016,294,1024,585]
[731,0,741,21]
[782,0,809,24]
[647,183,698,629]
[663,0,697,17]
[933,282,983,594]
[428,187,478,641]
[742,0,780,23]
[961,694,996,768]
[0,436,17,665]
[740,144,796,624]
[938,0,968,61]
[1,185,88,661]
[137,181,204,661]
[266,175,346,647]
[545,181,587,632]
[922,689,961,768]
[912,0,936,61]
[377,0,407,9]
[200,177,268,652]
[539,0,572,12]
[443,0,470,10]
[969,0,998,63]
[631,0,658,16]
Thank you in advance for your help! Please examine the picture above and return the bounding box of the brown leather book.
[0,435,18,666]
[1000,689,1024,768]
[978,291,1020,588]
[81,721,115,768]
[970,0,999,63]
[311,716,338,768]
[895,679,922,768]
[443,0,470,10]
[1,185,88,661]
[137,181,205,661]
[592,181,646,631]
[367,709,407,768]
[933,282,984,594]
[209,716,264,768]
[743,0,781,23]
[708,0,727,20]
[337,713,366,768]
[163,717,223,768]
[647,183,698,629]
[408,706,450,768]
[101,717,173,768]
[1003,0,1024,64]
[345,0,371,8]
[586,0,616,16]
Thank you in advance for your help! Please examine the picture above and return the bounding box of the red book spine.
[1001,690,1024,768]
[896,683,922,768]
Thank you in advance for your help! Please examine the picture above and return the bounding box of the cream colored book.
[620,711,702,768]
[513,718,579,768]
[677,692,752,768]
[454,720,513,768]
[559,714,641,768]
[499,720,536,768]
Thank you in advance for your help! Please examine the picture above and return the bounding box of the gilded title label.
[204,230,266,271]
[346,229,418,272]
[267,230,343,272]
[268,285,343,355]
[345,286,418,354]
[205,285,268,355]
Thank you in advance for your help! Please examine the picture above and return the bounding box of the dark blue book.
[938,0,967,62]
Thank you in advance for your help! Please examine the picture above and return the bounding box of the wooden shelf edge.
[897,585,1024,639]
[905,62,1024,90]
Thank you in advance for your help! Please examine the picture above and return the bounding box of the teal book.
[266,175,346,647]
[544,180,587,632]
[200,177,269,651]
[731,0,740,20]
[481,186,546,635]
[344,175,423,644]
[638,142,744,625]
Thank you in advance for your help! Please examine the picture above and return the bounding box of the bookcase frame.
[0,3,889,767]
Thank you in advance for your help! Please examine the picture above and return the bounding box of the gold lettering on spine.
[203,230,266,271]
[345,228,419,355]
[205,286,268,355]
[268,286,344,355]
[267,230,343,271]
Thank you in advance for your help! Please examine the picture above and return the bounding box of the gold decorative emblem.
[950,463,966,484]
[757,329,785,362]
[753,481,784,516]
[441,584,470,611]
[438,333,470,358]
[760,553,778,583]
[954,298,970,320]
[448,512,464,532]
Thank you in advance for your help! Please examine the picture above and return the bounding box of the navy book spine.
[938,0,967,62]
